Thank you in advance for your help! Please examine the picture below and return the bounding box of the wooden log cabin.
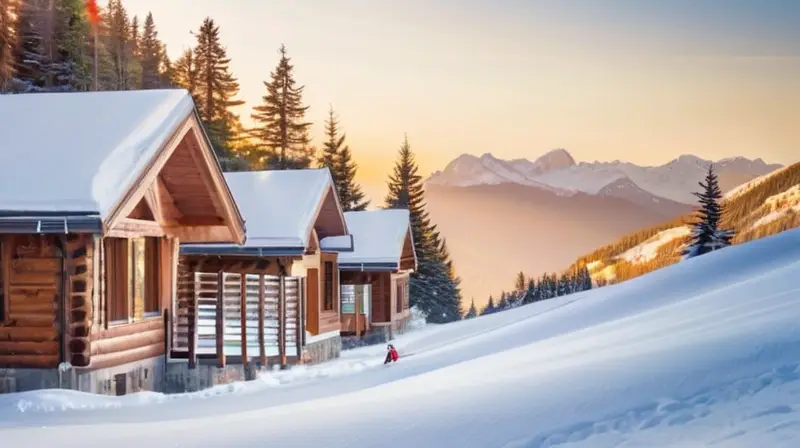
[337,209,417,342]
[0,90,245,395]
[179,168,352,375]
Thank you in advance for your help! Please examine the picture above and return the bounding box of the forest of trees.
[0,0,463,323]
[466,266,595,318]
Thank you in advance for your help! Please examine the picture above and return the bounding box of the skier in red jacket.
[384,344,399,364]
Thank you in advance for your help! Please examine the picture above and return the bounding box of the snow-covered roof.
[182,168,346,254]
[0,89,195,220]
[337,209,415,270]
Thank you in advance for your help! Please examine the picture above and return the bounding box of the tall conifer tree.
[318,106,369,211]
[385,135,462,323]
[192,17,244,155]
[251,44,313,169]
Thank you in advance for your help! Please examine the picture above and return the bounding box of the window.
[396,278,409,313]
[105,237,161,324]
[323,261,334,311]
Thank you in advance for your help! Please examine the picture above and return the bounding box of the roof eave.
[180,245,305,257]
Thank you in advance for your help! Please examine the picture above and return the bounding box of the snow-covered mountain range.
[426,149,783,205]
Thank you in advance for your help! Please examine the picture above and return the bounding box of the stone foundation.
[0,356,165,395]
[302,335,342,364]
[163,361,262,393]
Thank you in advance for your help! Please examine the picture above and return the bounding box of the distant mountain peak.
[426,151,783,205]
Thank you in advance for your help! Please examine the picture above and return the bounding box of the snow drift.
[2,229,800,447]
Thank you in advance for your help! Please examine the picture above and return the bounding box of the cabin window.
[106,237,161,324]
[323,261,334,311]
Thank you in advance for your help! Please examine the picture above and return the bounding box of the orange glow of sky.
[109,0,800,204]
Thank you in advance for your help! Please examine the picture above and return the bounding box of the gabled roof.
[337,209,416,271]
[181,168,350,255]
[0,89,195,220]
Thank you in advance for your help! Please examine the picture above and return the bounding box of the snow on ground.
[2,229,800,447]
[724,165,791,200]
[618,226,690,263]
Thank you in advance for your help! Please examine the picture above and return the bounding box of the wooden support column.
[296,278,302,359]
[354,281,361,338]
[240,275,247,366]
[215,271,225,368]
[364,272,373,339]
[279,276,286,368]
[258,274,266,367]
[188,272,197,369]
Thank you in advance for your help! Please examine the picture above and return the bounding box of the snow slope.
[2,229,800,447]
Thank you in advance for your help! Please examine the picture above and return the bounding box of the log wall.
[0,235,63,368]
[66,234,93,367]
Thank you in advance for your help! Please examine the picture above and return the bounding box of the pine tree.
[0,0,19,91]
[480,296,496,316]
[514,271,526,292]
[251,44,313,169]
[193,17,244,155]
[464,298,478,319]
[683,164,734,259]
[497,291,509,310]
[336,141,369,211]
[317,106,340,178]
[139,12,161,89]
[104,0,136,89]
[385,135,461,323]
[522,279,536,304]
[171,48,196,94]
[318,106,369,211]
[12,0,90,92]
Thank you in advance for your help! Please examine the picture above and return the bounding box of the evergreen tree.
[523,279,536,304]
[514,271,526,292]
[683,165,734,259]
[464,298,478,319]
[12,0,90,92]
[251,44,313,169]
[105,0,137,89]
[193,17,244,155]
[497,291,509,310]
[171,48,196,94]
[139,12,162,89]
[318,105,369,210]
[480,296,496,316]
[385,135,461,323]
[0,0,19,91]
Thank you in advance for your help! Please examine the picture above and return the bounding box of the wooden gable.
[104,115,245,244]
[310,185,348,243]
[400,227,416,271]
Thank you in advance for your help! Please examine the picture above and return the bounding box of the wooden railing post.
[279,276,286,368]
[258,274,266,367]
[215,271,225,368]
[240,275,247,366]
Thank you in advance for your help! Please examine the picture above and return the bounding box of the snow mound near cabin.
[2,229,800,447]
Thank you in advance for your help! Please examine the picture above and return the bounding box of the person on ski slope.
[384,343,399,364]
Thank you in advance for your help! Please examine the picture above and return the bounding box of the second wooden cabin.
[177,168,352,379]
[337,209,417,342]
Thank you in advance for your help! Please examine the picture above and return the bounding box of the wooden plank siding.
[0,235,63,368]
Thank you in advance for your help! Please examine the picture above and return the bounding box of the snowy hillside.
[427,150,781,205]
[579,161,800,285]
[2,229,800,447]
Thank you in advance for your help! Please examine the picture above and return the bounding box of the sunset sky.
[110,0,800,203]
